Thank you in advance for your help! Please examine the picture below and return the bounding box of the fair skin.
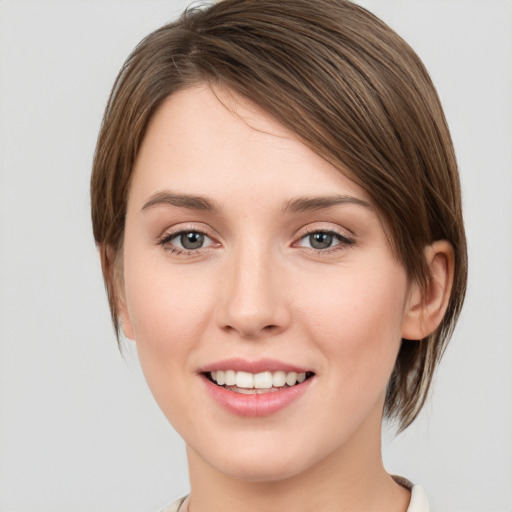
[117,86,453,512]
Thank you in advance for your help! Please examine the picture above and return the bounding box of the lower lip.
[202,375,313,417]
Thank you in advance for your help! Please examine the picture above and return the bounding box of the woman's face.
[120,86,415,482]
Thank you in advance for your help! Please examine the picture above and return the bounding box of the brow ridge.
[142,191,372,215]
[283,195,373,213]
[142,191,219,213]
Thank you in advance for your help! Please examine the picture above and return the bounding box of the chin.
[214,455,310,483]
[188,432,334,484]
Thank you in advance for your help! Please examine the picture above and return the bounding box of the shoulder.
[157,496,187,512]
[407,485,430,512]
[393,476,430,512]
[157,485,430,512]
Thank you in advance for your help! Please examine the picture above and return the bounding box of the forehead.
[129,85,372,210]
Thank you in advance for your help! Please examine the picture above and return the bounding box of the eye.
[296,230,354,251]
[160,230,216,252]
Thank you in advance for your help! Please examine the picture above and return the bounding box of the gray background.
[0,1,511,511]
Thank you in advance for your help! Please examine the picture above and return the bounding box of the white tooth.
[285,371,298,386]
[225,370,236,386]
[236,371,254,388]
[297,372,306,383]
[272,371,286,387]
[230,386,280,395]
[211,371,217,381]
[257,387,279,394]
[233,387,257,394]
[216,370,226,385]
[254,371,273,389]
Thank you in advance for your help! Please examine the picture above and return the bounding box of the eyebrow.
[141,190,372,215]
[141,191,220,213]
[283,195,373,213]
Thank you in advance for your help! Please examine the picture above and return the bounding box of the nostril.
[221,322,282,338]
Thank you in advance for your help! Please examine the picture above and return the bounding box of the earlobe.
[119,300,135,340]
[115,271,135,341]
[402,241,455,340]
[118,294,135,340]
[100,244,135,340]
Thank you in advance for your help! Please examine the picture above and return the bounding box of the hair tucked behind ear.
[91,0,467,431]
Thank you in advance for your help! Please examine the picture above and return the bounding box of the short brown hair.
[91,0,467,430]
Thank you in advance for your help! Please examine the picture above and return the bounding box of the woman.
[91,1,467,511]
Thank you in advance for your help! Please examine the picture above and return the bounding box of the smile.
[200,358,315,416]
[207,370,313,394]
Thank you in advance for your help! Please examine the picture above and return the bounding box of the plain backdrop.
[0,1,511,511]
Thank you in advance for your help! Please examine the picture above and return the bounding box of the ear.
[117,289,135,341]
[100,244,135,341]
[402,241,455,340]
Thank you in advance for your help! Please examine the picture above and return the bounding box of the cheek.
[122,259,216,423]
[122,251,216,362]
[296,264,408,384]
[120,224,227,421]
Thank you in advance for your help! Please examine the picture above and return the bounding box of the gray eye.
[180,232,205,249]
[309,232,334,249]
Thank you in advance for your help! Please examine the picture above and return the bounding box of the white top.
[159,478,430,512]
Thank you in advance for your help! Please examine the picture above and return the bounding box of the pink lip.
[202,377,312,417]
[199,359,314,417]
[200,357,310,374]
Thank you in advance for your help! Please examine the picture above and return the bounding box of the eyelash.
[158,227,355,255]
[158,227,218,255]
[295,228,355,253]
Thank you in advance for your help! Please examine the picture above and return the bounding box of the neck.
[185,411,410,512]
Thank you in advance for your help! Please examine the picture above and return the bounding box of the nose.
[216,243,291,340]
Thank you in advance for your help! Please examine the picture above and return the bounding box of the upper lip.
[200,358,311,374]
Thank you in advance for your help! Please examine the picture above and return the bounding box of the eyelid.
[156,222,355,255]
[158,223,221,253]
[293,225,356,251]
[165,231,215,248]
